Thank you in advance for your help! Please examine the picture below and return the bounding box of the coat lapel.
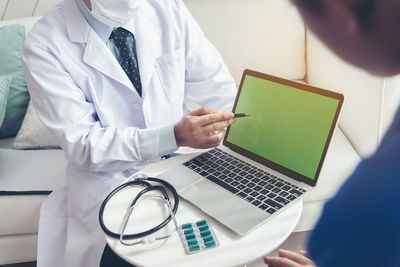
[83,30,135,93]
[63,0,136,94]
[134,3,161,99]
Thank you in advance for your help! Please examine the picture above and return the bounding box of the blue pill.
[200,230,211,237]
[185,233,196,240]
[203,235,214,242]
[187,239,198,246]
[184,228,194,235]
[189,244,200,251]
[198,225,209,231]
[205,240,216,247]
[181,223,192,229]
[196,219,208,226]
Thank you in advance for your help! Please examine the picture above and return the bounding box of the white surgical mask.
[90,0,143,27]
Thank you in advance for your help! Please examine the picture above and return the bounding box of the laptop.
[158,69,344,235]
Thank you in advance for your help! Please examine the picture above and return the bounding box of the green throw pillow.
[0,76,12,127]
[0,24,30,138]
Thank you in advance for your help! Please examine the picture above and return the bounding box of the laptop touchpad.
[157,165,204,191]
[179,179,268,235]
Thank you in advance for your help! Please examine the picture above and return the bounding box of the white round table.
[102,154,303,267]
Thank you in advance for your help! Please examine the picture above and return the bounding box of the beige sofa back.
[307,32,400,157]
[185,0,306,83]
[2,0,398,158]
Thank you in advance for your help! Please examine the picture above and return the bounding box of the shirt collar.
[75,0,113,43]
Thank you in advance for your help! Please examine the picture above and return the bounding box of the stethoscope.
[99,174,180,246]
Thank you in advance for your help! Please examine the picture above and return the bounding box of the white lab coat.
[21,0,236,266]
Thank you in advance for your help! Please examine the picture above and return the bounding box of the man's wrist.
[158,124,179,157]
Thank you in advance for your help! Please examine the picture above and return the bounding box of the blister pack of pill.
[179,219,220,254]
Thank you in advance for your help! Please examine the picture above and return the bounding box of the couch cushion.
[0,234,38,264]
[0,148,66,235]
[0,16,42,138]
[0,148,66,191]
[0,137,14,149]
[14,101,60,149]
[0,195,46,236]
[381,75,400,136]
[0,24,30,138]
[0,76,12,127]
[183,0,306,84]
[306,31,384,158]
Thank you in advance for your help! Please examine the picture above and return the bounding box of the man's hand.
[174,107,236,149]
[264,249,316,267]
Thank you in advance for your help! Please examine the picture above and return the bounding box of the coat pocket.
[155,47,185,105]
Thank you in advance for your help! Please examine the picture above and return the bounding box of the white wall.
[0,0,306,85]
[0,0,61,20]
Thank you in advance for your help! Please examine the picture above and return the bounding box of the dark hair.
[293,0,374,27]
[292,0,324,14]
[356,0,374,27]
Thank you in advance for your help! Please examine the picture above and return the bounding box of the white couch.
[1,0,399,265]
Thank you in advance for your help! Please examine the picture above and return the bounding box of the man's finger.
[299,250,310,258]
[206,130,226,144]
[278,250,314,265]
[201,130,226,148]
[198,112,234,126]
[264,256,301,267]
[188,106,215,116]
[202,119,236,135]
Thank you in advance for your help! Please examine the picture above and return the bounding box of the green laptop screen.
[226,75,340,180]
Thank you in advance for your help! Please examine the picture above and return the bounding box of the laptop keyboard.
[183,148,306,215]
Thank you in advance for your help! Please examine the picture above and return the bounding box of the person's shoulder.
[335,133,400,204]
[360,134,400,179]
[309,133,400,266]
[24,3,67,49]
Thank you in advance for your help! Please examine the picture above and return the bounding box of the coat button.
[133,103,141,110]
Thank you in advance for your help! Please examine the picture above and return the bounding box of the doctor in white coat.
[21,0,237,266]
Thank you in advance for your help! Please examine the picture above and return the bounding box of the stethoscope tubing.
[98,176,179,241]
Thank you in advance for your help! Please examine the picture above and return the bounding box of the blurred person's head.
[292,0,400,76]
